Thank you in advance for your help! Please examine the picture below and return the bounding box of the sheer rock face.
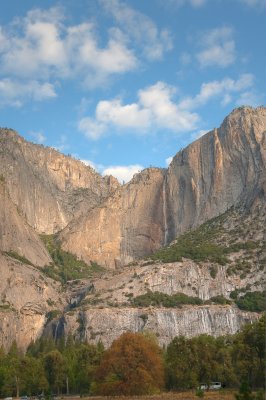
[0,129,119,234]
[60,168,166,268]
[0,253,63,350]
[166,106,266,240]
[60,106,266,268]
[63,306,259,348]
[0,182,51,267]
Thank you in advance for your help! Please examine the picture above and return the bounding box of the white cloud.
[0,5,138,104]
[78,81,199,139]
[166,156,173,166]
[197,27,235,68]
[99,0,172,60]
[138,82,198,131]
[179,74,254,109]
[103,164,144,183]
[0,78,56,107]
[96,99,151,129]
[78,117,106,140]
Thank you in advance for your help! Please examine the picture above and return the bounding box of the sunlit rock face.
[166,106,266,241]
[0,253,63,350]
[60,106,266,268]
[60,167,166,268]
[0,128,119,234]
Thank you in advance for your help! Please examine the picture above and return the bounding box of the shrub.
[131,291,203,308]
[235,291,266,312]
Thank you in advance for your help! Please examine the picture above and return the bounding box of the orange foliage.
[93,332,165,396]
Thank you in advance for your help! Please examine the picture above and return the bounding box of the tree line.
[0,315,265,396]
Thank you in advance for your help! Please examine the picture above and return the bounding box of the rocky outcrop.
[62,305,259,348]
[59,106,266,268]
[0,309,46,352]
[0,253,64,350]
[0,181,51,266]
[0,129,119,234]
[60,168,166,268]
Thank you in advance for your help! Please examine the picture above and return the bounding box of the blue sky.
[0,0,265,182]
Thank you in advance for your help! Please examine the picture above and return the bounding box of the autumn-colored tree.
[92,332,164,396]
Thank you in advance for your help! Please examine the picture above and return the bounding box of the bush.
[235,291,266,312]
[131,291,203,308]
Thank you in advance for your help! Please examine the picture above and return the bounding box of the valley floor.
[65,391,238,400]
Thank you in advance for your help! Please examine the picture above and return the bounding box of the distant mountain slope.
[59,106,266,268]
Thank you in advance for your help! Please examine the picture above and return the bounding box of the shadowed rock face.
[0,129,119,234]
[60,106,266,268]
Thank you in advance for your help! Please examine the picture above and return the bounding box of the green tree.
[165,336,198,390]
[43,350,66,394]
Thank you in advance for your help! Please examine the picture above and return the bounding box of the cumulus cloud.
[78,81,199,139]
[0,5,139,104]
[179,73,254,109]
[0,9,137,82]
[0,78,56,107]
[103,164,144,183]
[96,99,151,129]
[78,117,107,140]
[197,27,235,68]
[80,158,144,183]
[99,0,172,60]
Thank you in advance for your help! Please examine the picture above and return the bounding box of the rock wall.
[0,182,51,266]
[63,305,260,348]
[166,106,266,239]
[60,168,165,268]
[0,253,63,350]
[0,129,119,234]
[60,106,266,268]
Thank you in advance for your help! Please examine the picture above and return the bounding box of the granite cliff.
[60,106,266,268]
[0,106,265,350]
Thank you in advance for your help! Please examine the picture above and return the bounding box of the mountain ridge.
[0,105,265,350]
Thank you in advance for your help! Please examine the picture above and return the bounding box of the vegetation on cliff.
[40,234,103,283]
